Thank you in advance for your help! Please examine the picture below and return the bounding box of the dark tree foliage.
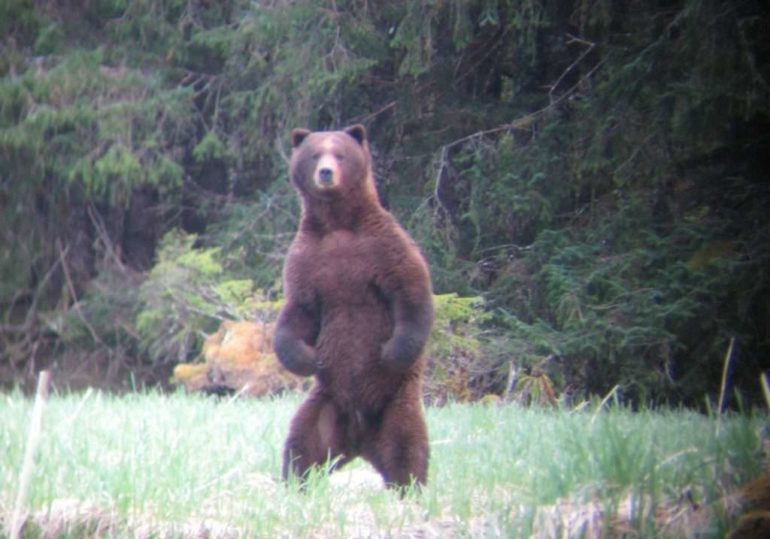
[0,0,767,405]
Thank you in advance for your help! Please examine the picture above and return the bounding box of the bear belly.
[313,305,401,412]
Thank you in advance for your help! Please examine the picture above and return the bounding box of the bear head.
[289,124,377,204]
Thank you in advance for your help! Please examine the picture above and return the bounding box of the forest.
[0,0,768,408]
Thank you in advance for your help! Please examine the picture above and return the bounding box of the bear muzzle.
[313,154,340,189]
[317,167,334,186]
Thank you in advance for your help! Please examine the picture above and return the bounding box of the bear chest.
[308,232,382,306]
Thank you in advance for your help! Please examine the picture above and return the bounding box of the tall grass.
[0,390,764,537]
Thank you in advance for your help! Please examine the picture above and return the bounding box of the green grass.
[0,390,765,538]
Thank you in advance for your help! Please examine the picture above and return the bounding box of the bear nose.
[318,167,334,185]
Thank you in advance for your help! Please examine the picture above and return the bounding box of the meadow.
[0,390,765,538]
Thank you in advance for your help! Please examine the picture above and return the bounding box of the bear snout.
[317,167,334,186]
[314,153,340,189]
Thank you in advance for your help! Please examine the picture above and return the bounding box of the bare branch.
[549,35,596,104]
[57,241,103,346]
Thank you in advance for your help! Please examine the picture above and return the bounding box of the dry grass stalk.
[8,370,51,539]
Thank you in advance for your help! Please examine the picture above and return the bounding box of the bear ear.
[291,128,311,148]
[344,124,367,146]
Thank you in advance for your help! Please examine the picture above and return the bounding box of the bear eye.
[311,153,321,160]
[334,153,345,161]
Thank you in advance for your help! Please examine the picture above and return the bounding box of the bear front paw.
[275,337,321,377]
[381,335,421,372]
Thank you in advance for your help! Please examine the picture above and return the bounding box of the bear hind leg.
[364,399,429,490]
[282,393,352,485]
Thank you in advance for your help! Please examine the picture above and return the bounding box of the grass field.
[0,389,765,538]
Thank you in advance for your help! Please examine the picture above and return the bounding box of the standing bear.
[274,124,434,488]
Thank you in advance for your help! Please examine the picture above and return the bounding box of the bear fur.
[274,124,434,488]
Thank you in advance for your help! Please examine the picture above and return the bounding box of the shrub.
[135,231,281,364]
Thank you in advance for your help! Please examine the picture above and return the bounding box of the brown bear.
[274,124,434,488]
